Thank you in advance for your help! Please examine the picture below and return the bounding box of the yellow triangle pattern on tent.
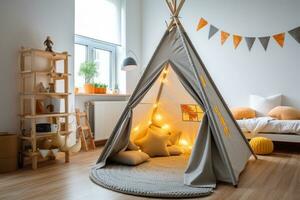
[214,106,230,137]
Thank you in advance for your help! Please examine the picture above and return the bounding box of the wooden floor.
[0,148,299,200]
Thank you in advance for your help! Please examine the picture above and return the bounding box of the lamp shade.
[121,57,137,71]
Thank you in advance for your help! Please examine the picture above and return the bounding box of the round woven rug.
[90,155,213,198]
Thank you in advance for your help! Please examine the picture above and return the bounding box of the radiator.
[90,101,127,141]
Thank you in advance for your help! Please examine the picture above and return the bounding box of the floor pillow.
[149,125,172,146]
[249,137,274,155]
[110,150,150,166]
[169,130,182,145]
[167,145,183,156]
[135,128,170,157]
[127,140,140,151]
[268,106,300,120]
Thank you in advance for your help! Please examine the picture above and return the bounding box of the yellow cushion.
[249,137,274,155]
[135,128,170,157]
[231,107,256,120]
[110,150,150,166]
[268,106,300,120]
[167,145,183,156]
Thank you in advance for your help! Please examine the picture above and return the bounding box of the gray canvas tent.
[94,0,256,189]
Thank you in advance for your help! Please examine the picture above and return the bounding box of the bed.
[237,117,300,143]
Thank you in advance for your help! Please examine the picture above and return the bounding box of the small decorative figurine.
[36,82,47,92]
[43,36,54,52]
[48,83,55,93]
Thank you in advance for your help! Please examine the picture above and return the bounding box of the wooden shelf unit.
[19,48,71,170]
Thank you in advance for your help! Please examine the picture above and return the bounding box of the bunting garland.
[196,17,300,51]
[221,31,230,45]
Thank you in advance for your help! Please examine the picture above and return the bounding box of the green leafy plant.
[78,61,98,83]
[93,83,108,88]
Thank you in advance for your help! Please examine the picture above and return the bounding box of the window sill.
[75,93,131,97]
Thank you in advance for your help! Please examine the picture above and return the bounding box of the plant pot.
[84,83,94,94]
[94,88,106,94]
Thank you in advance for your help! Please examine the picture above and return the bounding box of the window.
[75,0,121,89]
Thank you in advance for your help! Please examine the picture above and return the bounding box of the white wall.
[141,0,300,108]
[0,0,74,132]
[124,0,143,94]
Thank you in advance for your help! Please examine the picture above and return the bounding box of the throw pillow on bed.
[110,150,150,166]
[135,128,170,157]
[268,106,300,120]
[250,94,282,116]
[231,107,256,120]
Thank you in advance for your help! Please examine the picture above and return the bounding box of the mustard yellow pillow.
[231,107,256,120]
[135,128,170,157]
[268,106,300,120]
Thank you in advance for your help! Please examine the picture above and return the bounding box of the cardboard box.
[0,133,18,173]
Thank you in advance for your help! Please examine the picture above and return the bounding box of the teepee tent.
[95,0,256,188]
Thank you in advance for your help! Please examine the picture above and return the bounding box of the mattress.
[237,117,300,135]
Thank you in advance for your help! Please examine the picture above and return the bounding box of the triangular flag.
[288,26,300,43]
[197,18,208,31]
[208,25,219,39]
[259,36,270,51]
[273,33,285,47]
[39,149,50,158]
[51,148,59,157]
[221,31,230,45]
[233,35,242,49]
[245,37,256,51]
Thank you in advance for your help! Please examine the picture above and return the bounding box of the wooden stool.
[75,109,96,151]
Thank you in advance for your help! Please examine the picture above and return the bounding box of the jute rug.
[90,155,213,198]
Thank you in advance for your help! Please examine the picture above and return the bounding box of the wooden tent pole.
[165,0,175,14]
[174,0,185,17]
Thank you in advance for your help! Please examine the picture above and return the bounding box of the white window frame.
[75,34,118,89]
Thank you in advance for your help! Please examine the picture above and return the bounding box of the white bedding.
[237,117,300,135]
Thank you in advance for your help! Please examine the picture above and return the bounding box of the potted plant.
[94,83,108,94]
[78,61,98,93]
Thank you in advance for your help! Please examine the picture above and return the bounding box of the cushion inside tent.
[130,65,201,151]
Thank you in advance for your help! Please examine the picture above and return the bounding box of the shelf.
[20,70,71,78]
[20,48,70,60]
[20,113,73,119]
[21,92,70,98]
[20,131,72,140]
[75,93,131,97]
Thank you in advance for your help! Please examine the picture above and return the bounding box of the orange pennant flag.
[273,33,285,47]
[221,31,230,45]
[233,35,242,49]
[197,18,208,31]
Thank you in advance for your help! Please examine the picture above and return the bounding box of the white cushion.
[250,94,282,116]
[110,150,150,166]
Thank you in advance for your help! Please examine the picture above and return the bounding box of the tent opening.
[130,63,202,154]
